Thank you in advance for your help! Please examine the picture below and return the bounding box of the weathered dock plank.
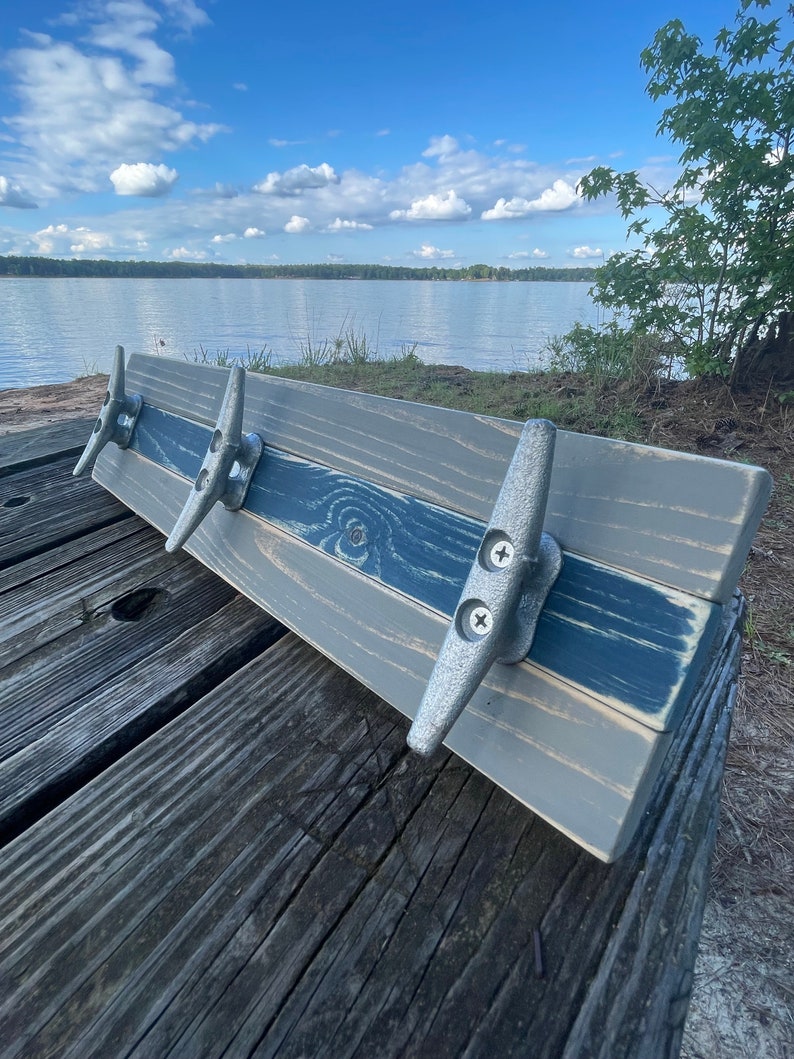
[0,419,94,477]
[0,593,284,845]
[0,428,286,843]
[0,453,130,567]
[0,601,741,1058]
[1,556,238,757]
[0,521,184,669]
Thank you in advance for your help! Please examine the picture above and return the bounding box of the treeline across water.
[0,256,595,282]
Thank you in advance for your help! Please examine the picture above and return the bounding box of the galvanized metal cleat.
[165,365,264,553]
[407,418,563,756]
[73,345,143,476]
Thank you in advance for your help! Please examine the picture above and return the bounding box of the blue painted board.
[129,405,721,732]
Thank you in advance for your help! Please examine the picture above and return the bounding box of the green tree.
[578,0,794,385]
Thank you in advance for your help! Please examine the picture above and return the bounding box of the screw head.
[469,605,493,636]
[489,539,514,568]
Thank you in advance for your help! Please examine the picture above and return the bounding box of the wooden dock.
[0,420,743,1058]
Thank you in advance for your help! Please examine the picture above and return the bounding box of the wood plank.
[0,598,741,1058]
[0,517,149,597]
[0,639,405,1057]
[558,602,742,1058]
[127,403,721,731]
[0,593,284,844]
[122,353,772,602]
[95,447,672,862]
[0,455,130,568]
[0,521,182,669]
[0,419,94,477]
[0,555,239,760]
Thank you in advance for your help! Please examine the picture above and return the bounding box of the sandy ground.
[1,373,792,1057]
[0,374,108,434]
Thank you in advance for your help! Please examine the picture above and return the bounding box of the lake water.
[0,277,601,390]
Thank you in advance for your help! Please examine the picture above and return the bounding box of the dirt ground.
[636,378,793,1059]
[1,372,792,1057]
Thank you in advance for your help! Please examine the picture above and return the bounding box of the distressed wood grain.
[126,402,721,731]
[0,520,179,670]
[0,454,130,568]
[0,419,94,477]
[0,594,283,845]
[95,446,673,861]
[123,353,772,602]
[0,600,742,1058]
[0,555,238,760]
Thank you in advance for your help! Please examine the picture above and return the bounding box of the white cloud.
[481,180,580,220]
[233,82,248,91]
[166,246,208,260]
[31,222,111,254]
[0,176,37,208]
[506,248,549,260]
[2,2,222,197]
[422,135,460,160]
[482,198,528,220]
[411,243,455,259]
[570,245,603,259]
[211,232,236,243]
[284,215,310,233]
[254,163,339,195]
[32,223,70,253]
[326,217,373,231]
[159,0,212,33]
[69,227,114,253]
[243,227,266,238]
[88,6,175,87]
[390,189,472,221]
[110,162,178,197]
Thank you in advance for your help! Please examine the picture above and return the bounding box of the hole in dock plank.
[0,602,288,850]
[2,495,31,508]
[110,586,164,622]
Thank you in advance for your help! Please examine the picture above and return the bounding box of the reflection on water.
[0,277,600,390]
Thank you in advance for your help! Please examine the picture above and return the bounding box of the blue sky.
[0,0,784,267]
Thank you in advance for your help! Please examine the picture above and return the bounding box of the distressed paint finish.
[87,355,771,859]
[129,403,719,731]
[124,354,772,603]
[96,446,673,861]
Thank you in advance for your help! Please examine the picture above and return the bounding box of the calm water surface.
[0,277,601,390]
